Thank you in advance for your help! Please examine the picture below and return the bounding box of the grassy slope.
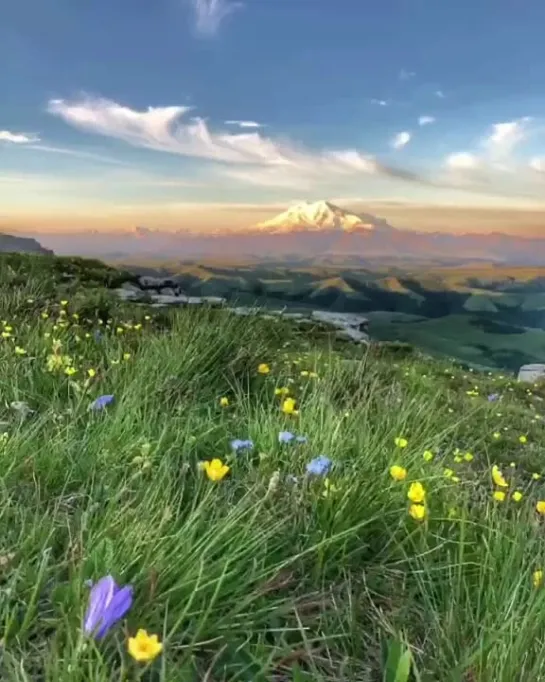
[2,254,545,680]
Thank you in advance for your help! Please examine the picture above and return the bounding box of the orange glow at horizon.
[2,202,545,237]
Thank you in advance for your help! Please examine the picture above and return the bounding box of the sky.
[3,0,545,234]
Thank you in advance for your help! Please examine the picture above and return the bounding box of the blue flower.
[487,393,499,402]
[306,455,332,476]
[93,330,103,342]
[90,394,115,411]
[230,439,254,453]
[83,575,133,639]
[279,431,307,444]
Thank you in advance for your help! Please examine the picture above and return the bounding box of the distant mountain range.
[0,233,52,255]
[8,200,545,265]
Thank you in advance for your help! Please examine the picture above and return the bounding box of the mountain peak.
[254,200,393,233]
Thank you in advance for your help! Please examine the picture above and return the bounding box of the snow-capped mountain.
[255,200,395,233]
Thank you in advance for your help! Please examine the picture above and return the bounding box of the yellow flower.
[60,300,68,306]
[533,473,542,481]
[463,452,474,462]
[444,468,455,479]
[64,366,77,376]
[394,437,408,448]
[219,396,229,407]
[274,387,290,396]
[202,459,230,482]
[116,327,124,334]
[281,397,298,415]
[257,363,270,375]
[14,346,27,356]
[123,353,131,361]
[408,504,426,521]
[454,455,463,463]
[87,368,96,378]
[492,432,501,440]
[512,491,523,502]
[423,450,434,462]
[408,481,426,504]
[127,629,163,663]
[300,370,309,377]
[533,570,544,588]
[389,465,407,481]
[41,312,49,319]
[519,435,527,444]
[322,478,340,498]
[491,465,508,488]
[493,490,506,502]
[536,501,545,515]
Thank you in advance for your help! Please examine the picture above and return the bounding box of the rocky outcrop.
[517,364,545,383]
[114,276,369,345]
[0,233,53,255]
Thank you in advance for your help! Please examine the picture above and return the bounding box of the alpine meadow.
[1,253,545,681]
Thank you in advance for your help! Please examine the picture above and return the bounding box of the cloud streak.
[391,131,411,149]
[46,95,545,201]
[47,95,429,190]
[224,120,264,128]
[0,130,40,144]
[418,116,435,126]
[189,0,242,36]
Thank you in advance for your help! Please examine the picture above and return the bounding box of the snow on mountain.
[254,200,394,233]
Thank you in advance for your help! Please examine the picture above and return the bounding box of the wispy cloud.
[189,0,242,36]
[26,143,130,166]
[482,118,531,159]
[418,115,435,126]
[0,130,40,144]
[47,95,442,192]
[445,117,532,177]
[399,69,416,80]
[370,99,389,106]
[391,131,411,149]
[46,94,545,201]
[224,120,264,128]
[530,157,545,173]
[435,90,445,98]
[445,152,481,170]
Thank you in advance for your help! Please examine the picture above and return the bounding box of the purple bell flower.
[90,395,115,411]
[83,575,133,639]
[230,439,254,453]
[278,431,295,444]
[306,455,332,476]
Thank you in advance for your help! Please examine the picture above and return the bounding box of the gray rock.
[517,364,545,383]
[200,296,226,306]
[139,276,175,289]
[120,281,142,293]
[159,287,177,296]
[150,293,225,306]
[311,311,369,331]
[335,328,369,344]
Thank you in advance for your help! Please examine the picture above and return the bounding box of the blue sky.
[3,0,545,230]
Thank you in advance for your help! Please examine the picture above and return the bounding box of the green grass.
[2,255,545,680]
